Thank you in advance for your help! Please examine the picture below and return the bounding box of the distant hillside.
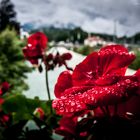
[30,26,140,44]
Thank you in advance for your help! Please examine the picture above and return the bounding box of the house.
[20,28,29,40]
[84,36,106,47]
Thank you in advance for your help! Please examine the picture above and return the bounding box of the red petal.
[95,74,120,86]
[99,45,135,75]
[52,86,92,114]
[100,44,128,53]
[133,69,140,95]
[53,78,139,114]
[72,52,98,86]
[55,115,77,136]
[28,32,48,50]
[29,59,38,65]
[134,69,140,82]
[72,45,135,86]
[23,46,42,58]
[54,71,73,98]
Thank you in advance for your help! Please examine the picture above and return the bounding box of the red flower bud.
[61,53,72,60]
[33,107,45,120]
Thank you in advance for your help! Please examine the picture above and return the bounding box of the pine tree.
[0,29,32,94]
[0,0,20,32]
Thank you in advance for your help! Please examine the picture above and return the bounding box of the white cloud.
[5,0,140,36]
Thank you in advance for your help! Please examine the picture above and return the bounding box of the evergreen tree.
[0,29,32,94]
[0,0,20,32]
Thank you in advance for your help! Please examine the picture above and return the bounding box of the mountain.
[22,22,140,44]
[21,22,76,32]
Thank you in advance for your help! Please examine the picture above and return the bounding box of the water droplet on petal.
[71,101,75,106]
[125,79,131,84]
[59,107,65,113]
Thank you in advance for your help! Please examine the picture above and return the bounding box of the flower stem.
[45,68,51,101]
[45,68,53,114]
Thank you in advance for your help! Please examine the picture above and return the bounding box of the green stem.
[45,68,53,114]
[45,68,51,101]
[43,50,52,114]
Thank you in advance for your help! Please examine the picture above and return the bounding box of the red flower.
[52,44,140,114]
[23,32,48,65]
[1,82,10,93]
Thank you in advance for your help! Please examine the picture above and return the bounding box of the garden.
[1,0,140,140]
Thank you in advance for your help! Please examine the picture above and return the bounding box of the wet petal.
[53,78,139,114]
[72,45,135,86]
[72,52,98,86]
[54,71,73,98]
[99,44,135,75]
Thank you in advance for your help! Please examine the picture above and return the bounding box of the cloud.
[5,0,140,36]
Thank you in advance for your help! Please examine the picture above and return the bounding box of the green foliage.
[0,29,32,94]
[73,45,94,56]
[32,27,88,43]
[2,94,47,122]
[129,48,140,70]
[1,94,61,140]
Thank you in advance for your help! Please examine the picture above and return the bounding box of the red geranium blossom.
[52,44,140,114]
[23,32,48,65]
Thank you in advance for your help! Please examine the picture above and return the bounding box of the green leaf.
[2,94,50,123]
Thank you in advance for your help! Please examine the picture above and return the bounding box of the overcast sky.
[6,0,140,36]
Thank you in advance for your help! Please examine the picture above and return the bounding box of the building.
[84,36,106,47]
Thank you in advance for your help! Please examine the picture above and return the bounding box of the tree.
[0,29,32,94]
[0,0,20,32]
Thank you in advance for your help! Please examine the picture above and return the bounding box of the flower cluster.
[46,52,72,70]
[22,32,48,65]
[52,44,140,115]
[23,32,72,71]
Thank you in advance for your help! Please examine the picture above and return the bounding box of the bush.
[73,45,94,56]
[0,29,32,94]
